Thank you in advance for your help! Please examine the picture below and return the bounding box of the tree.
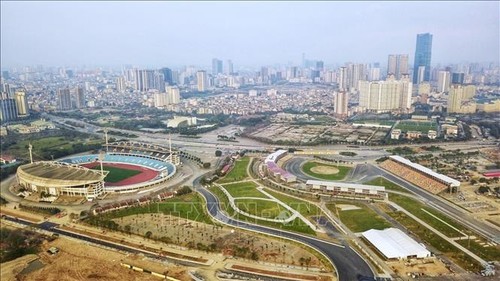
[203,162,211,169]
[145,231,153,239]
[215,150,222,157]
[470,179,477,185]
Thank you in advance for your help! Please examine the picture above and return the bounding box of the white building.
[362,228,431,259]
[358,75,412,113]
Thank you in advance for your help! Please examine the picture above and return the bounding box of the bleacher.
[59,153,175,174]
[380,159,448,194]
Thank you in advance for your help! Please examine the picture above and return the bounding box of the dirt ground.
[388,258,451,278]
[311,166,339,175]
[114,213,324,268]
[20,237,190,281]
[1,254,39,281]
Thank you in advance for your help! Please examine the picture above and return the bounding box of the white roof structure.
[389,155,460,187]
[265,149,288,163]
[362,228,431,259]
[306,180,385,193]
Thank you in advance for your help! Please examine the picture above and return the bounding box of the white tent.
[362,228,431,259]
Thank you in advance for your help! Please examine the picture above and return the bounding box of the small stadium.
[16,141,179,201]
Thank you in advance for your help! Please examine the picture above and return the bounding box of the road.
[367,164,500,244]
[193,176,375,281]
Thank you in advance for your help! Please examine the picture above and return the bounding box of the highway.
[193,176,376,281]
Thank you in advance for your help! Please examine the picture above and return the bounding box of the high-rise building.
[153,92,168,108]
[412,33,433,84]
[197,71,207,92]
[452,72,465,84]
[160,68,173,85]
[437,71,451,92]
[447,84,477,113]
[334,91,349,117]
[14,91,29,116]
[167,86,180,104]
[74,87,86,108]
[0,98,18,122]
[57,88,72,111]
[1,71,9,80]
[359,75,413,113]
[387,54,409,79]
[212,58,223,75]
[338,67,347,90]
[316,61,324,71]
[116,76,126,92]
[225,60,234,75]
[369,63,381,81]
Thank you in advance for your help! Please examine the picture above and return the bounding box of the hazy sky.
[1,1,499,69]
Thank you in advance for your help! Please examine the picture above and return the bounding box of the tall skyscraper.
[160,67,173,85]
[338,67,347,90]
[167,86,180,104]
[197,70,207,92]
[412,33,433,84]
[14,91,29,116]
[116,76,126,92]
[225,60,234,75]
[74,87,86,108]
[334,91,349,117]
[387,54,409,79]
[359,76,413,113]
[0,98,18,122]
[452,72,465,84]
[437,71,451,92]
[369,63,381,81]
[57,88,72,111]
[212,58,223,75]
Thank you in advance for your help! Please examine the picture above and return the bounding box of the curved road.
[193,177,375,281]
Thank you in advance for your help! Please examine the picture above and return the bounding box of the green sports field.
[91,166,142,182]
[302,161,351,180]
[394,120,438,133]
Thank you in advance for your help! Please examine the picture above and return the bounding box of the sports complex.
[16,141,179,200]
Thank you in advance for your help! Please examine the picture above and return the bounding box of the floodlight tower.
[28,143,33,163]
[98,150,105,176]
[168,133,172,162]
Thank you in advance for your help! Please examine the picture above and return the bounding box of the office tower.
[160,68,173,85]
[225,60,234,75]
[197,70,207,91]
[358,77,413,113]
[153,72,165,92]
[116,76,126,92]
[413,33,433,84]
[57,88,72,111]
[0,98,18,122]
[334,91,349,117]
[452,72,465,84]
[74,87,86,108]
[416,66,426,84]
[1,83,12,98]
[14,91,29,116]
[167,86,180,104]
[261,67,269,84]
[212,58,223,75]
[437,71,451,92]
[338,67,347,90]
[387,54,409,79]
[316,61,324,71]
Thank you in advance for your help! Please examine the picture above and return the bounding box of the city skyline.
[1,1,499,68]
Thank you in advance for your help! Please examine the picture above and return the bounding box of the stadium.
[16,141,179,201]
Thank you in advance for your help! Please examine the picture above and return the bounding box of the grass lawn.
[387,210,482,272]
[221,181,267,198]
[395,121,438,133]
[327,202,391,232]
[100,193,212,224]
[365,177,410,193]
[302,161,351,180]
[91,165,142,183]
[209,185,316,235]
[456,238,500,262]
[218,156,250,183]
[264,189,323,218]
[389,194,467,238]
[234,198,288,219]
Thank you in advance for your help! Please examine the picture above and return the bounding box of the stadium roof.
[17,161,107,187]
[306,180,385,191]
[362,228,431,259]
[265,149,288,163]
[389,155,460,187]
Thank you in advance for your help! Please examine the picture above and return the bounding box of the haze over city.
[1,1,499,68]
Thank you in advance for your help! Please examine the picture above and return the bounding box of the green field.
[209,185,316,235]
[389,193,466,237]
[327,201,391,232]
[365,177,410,193]
[91,165,142,183]
[221,181,267,198]
[234,198,289,219]
[395,120,438,133]
[94,193,212,224]
[218,157,250,183]
[302,161,351,180]
[264,189,323,218]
